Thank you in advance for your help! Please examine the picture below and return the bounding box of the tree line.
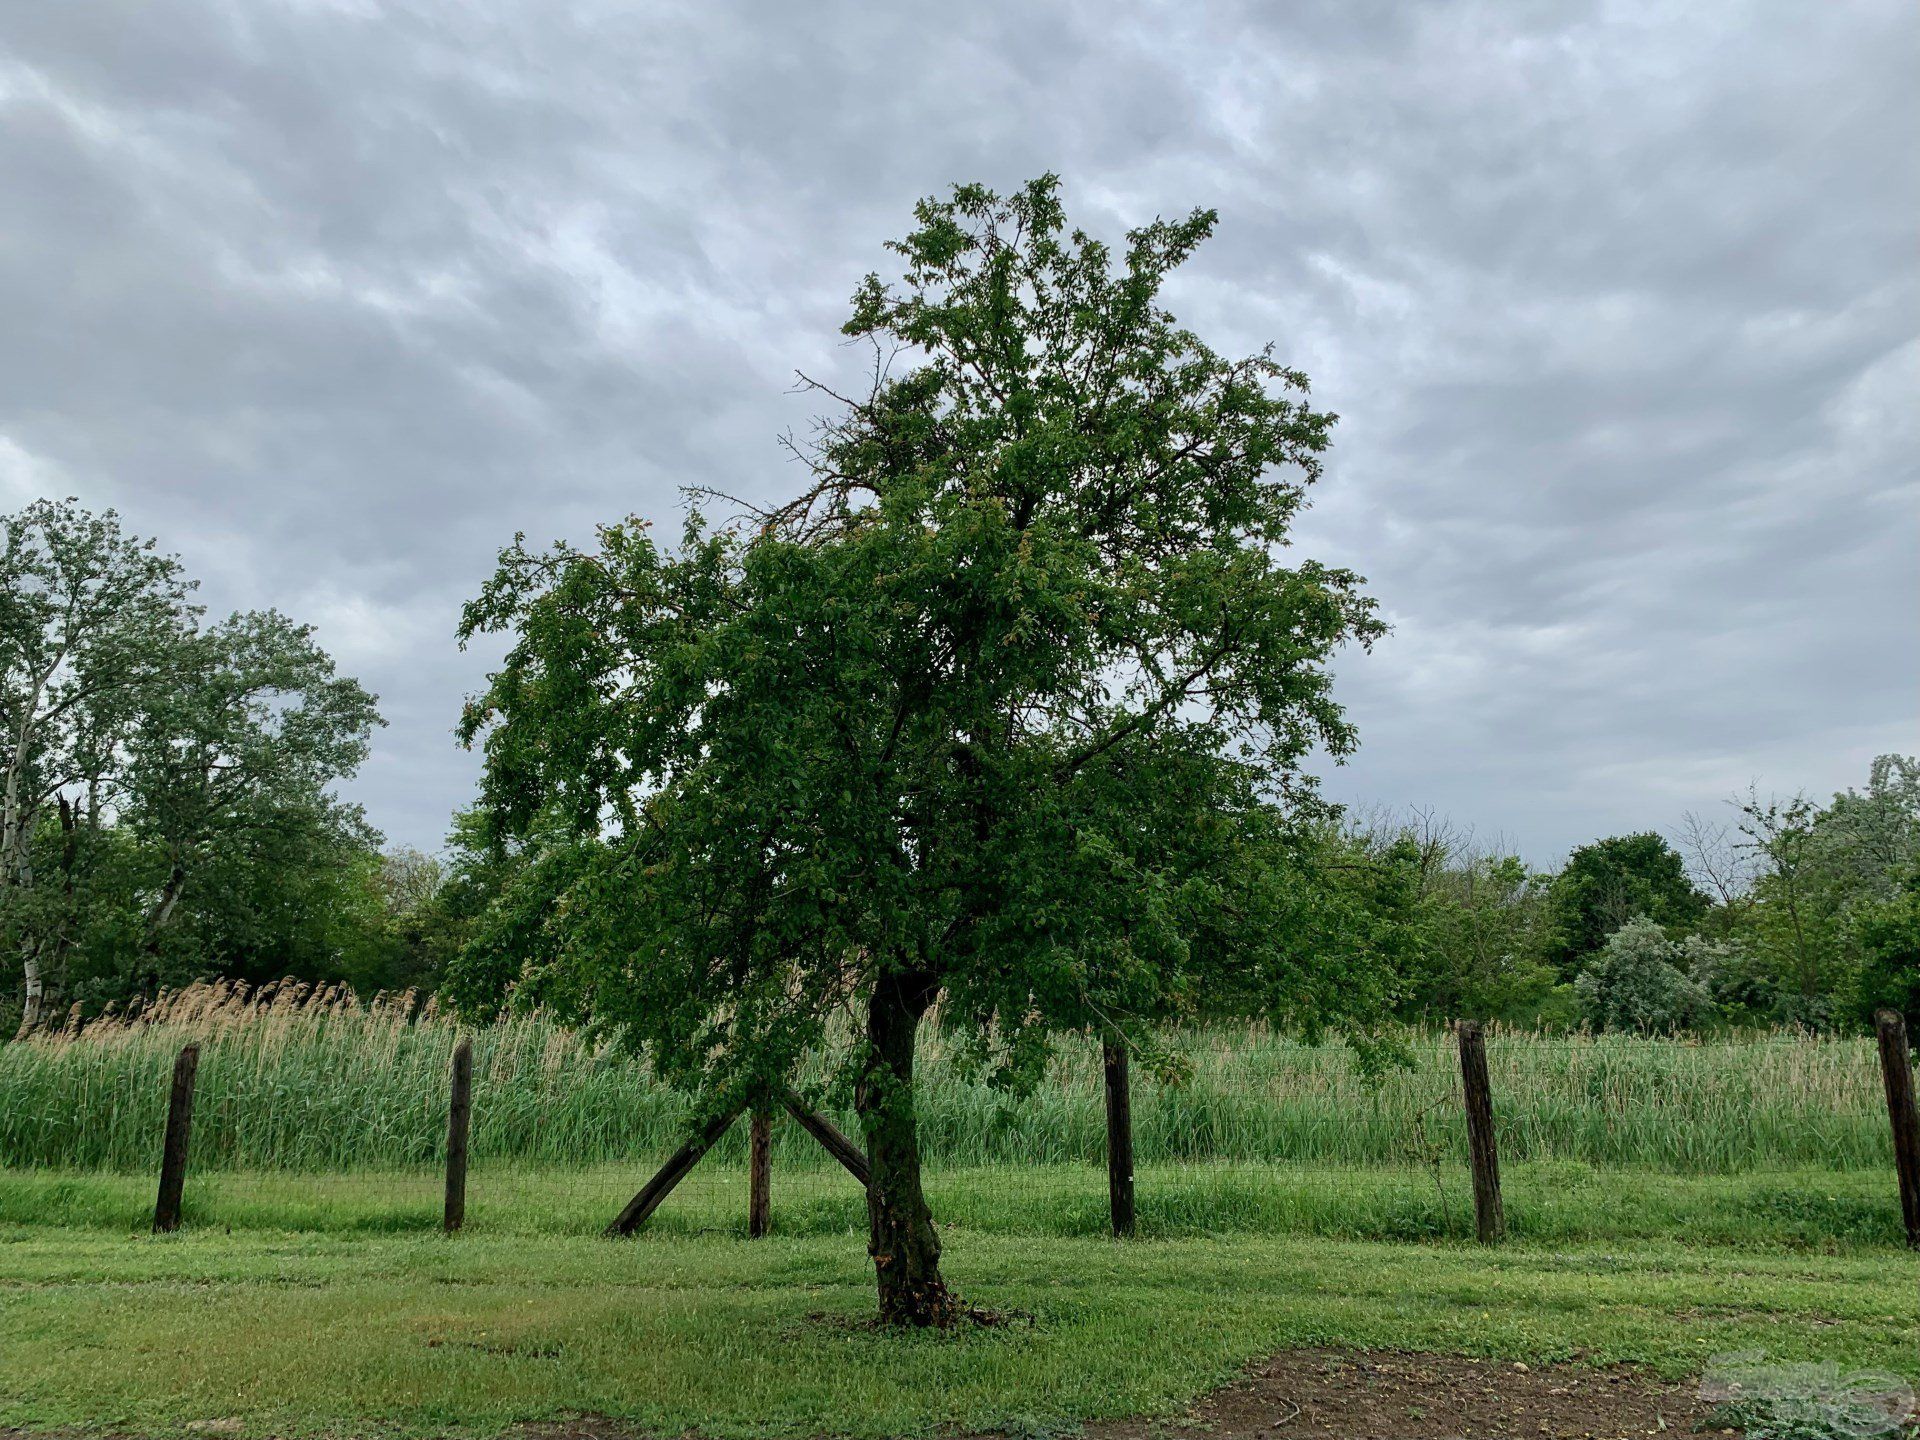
[4,521,1912,1051]
[6,499,1907,1049]
[1,499,390,1038]
[1346,766,1918,1036]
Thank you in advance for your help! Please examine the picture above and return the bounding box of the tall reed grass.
[0,980,1892,1175]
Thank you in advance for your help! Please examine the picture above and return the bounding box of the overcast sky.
[2,0,1914,864]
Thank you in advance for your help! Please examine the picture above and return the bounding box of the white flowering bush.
[1576,916,1730,1032]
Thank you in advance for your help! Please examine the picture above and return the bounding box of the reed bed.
[0,981,1891,1175]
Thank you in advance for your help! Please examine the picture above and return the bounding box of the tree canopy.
[453,176,1392,1322]
[1,499,384,1031]
[1546,832,1706,975]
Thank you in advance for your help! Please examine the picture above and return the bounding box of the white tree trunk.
[13,940,42,1040]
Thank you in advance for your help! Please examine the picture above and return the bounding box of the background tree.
[1545,832,1706,976]
[1574,916,1721,1033]
[1736,757,1920,1028]
[1,500,196,1036]
[120,609,381,968]
[1678,809,1759,944]
[1414,851,1559,1021]
[1,502,384,1030]
[1351,809,1559,1022]
[452,176,1387,1324]
[1847,865,1920,1036]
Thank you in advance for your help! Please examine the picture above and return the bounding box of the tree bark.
[145,860,188,942]
[9,833,41,1039]
[856,967,957,1326]
[14,939,43,1041]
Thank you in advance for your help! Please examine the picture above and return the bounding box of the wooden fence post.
[1102,1033,1136,1238]
[444,1037,473,1234]
[152,1043,199,1234]
[1455,1020,1505,1244]
[748,1107,772,1239]
[1875,1010,1920,1249]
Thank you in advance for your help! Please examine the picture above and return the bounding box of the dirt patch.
[511,1347,1741,1440]
[1067,1347,1737,1440]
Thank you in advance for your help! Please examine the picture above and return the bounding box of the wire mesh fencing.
[0,980,1911,1249]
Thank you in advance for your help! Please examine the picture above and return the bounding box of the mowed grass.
[3,992,1915,1437]
[0,1159,1911,1251]
[1,1222,1914,1440]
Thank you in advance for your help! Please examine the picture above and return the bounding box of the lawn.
[0,1159,1910,1249]
[1,1164,1915,1439]
[5,1006,1914,1436]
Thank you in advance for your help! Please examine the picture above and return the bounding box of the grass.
[0,982,1896,1174]
[3,986,1914,1437]
[0,1223,1913,1439]
[0,1160,1911,1251]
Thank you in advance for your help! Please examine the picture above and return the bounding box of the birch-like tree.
[1,500,195,1035]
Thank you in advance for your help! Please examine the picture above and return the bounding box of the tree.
[453,177,1388,1324]
[1,500,196,1036]
[1546,832,1706,975]
[1575,916,1723,1033]
[120,608,381,963]
[1736,757,1920,1028]
[1818,755,1920,890]
[1418,852,1559,1021]
[1678,809,1759,944]
[1,502,383,1029]
[1353,810,1558,1022]
[1847,865,1920,1036]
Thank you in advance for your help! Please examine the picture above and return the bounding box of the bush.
[1576,916,1728,1033]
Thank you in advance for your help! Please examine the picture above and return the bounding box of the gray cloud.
[2,0,1913,863]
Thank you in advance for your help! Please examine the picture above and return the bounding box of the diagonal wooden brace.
[780,1086,871,1187]
[604,1101,748,1236]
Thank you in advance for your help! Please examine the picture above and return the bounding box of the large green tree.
[2,500,196,1034]
[1546,832,1706,976]
[1,501,383,1029]
[453,178,1388,1324]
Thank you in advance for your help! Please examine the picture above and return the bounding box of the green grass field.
[3,991,1915,1437]
[1,1223,1914,1439]
[0,1159,1910,1249]
[2,1160,1915,1438]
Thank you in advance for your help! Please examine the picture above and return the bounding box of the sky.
[1,0,1914,866]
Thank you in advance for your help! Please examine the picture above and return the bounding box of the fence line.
[107,1014,1920,1249]
[1,983,1899,1177]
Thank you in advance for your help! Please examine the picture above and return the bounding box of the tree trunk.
[146,860,188,940]
[14,939,43,1041]
[855,967,957,1327]
[8,835,41,1040]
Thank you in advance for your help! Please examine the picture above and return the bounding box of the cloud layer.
[3,0,1914,862]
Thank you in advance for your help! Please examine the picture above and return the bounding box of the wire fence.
[1,981,1914,1248]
